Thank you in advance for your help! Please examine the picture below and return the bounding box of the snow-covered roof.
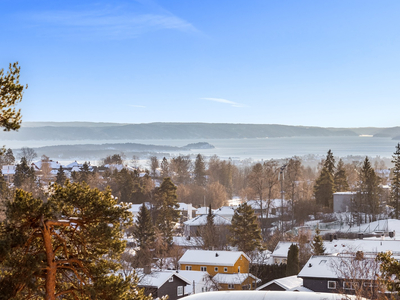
[32,160,62,170]
[184,214,231,226]
[173,236,203,248]
[180,290,360,300]
[66,161,82,168]
[272,242,298,258]
[1,165,16,175]
[256,275,302,291]
[214,206,236,216]
[127,202,152,215]
[138,271,191,288]
[173,270,210,284]
[178,203,193,211]
[213,273,260,284]
[324,239,400,256]
[333,192,356,195]
[196,206,213,215]
[298,255,379,280]
[179,250,249,266]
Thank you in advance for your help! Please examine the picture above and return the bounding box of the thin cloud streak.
[22,6,199,40]
[201,97,247,108]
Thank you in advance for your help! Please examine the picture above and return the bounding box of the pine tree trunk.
[42,221,56,300]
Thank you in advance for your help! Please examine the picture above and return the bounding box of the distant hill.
[0,122,398,140]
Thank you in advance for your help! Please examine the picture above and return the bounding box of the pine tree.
[311,225,325,255]
[324,149,335,174]
[13,157,36,189]
[160,157,170,178]
[132,204,156,267]
[391,143,400,219]
[334,158,349,192]
[193,154,206,186]
[154,177,180,245]
[286,243,300,276]
[55,165,67,185]
[0,181,151,300]
[202,204,217,249]
[314,150,336,209]
[230,202,262,253]
[314,167,335,208]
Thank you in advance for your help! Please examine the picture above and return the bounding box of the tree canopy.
[0,62,27,132]
[0,181,150,300]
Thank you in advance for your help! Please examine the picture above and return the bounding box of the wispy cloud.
[129,105,146,108]
[22,5,199,40]
[201,98,247,108]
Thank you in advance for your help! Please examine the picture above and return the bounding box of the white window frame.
[169,276,174,283]
[185,266,192,270]
[224,267,228,272]
[201,266,207,272]
[327,281,336,289]
[228,284,234,289]
[177,286,183,296]
[214,267,218,272]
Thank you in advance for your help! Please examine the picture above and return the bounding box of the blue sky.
[1,0,400,127]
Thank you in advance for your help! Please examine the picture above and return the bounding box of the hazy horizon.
[2,1,400,128]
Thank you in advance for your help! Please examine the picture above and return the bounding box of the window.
[214,267,218,272]
[201,266,207,272]
[228,284,234,289]
[177,286,183,296]
[327,281,336,289]
[238,266,240,273]
[185,266,192,270]
[252,282,256,289]
[169,276,173,283]
[224,267,228,272]
[343,282,358,290]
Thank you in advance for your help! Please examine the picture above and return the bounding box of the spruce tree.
[160,157,170,178]
[13,157,36,189]
[286,243,300,276]
[334,158,349,192]
[132,204,156,267]
[154,177,180,245]
[202,204,217,249]
[230,202,262,253]
[311,225,325,255]
[314,150,336,209]
[193,154,206,186]
[391,143,400,219]
[55,165,67,185]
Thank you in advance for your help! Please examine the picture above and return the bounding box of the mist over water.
[4,136,398,163]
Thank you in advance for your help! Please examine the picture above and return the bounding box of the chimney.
[144,265,151,274]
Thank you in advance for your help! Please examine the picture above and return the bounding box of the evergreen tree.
[202,204,217,249]
[324,149,336,174]
[230,202,262,253]
[286,243,299,276]
[132,204,156,267]
[193,154,206,186]
[13,157,36,189]
[391,143,400,219]
[160,157,170,178]
[0,62,27,131]
[357,157,381,222]
[0,170,8,197]
[154,177,180,245]
[314,150,336,209]
[311,225,325,255]
[4,148,15,165]
[55,165,67,185]
[314,167,335,208]
[334,158,349,192]
[0,181,150,300]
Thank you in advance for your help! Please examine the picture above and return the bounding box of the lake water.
[3,136,399,162]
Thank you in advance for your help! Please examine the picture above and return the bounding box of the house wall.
[157,277,189,300]
[180,254,249,277]
[218,276,257,291]
[258,282,285,291]
[302,277,338,293]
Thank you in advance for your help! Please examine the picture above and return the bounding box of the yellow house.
[178,250,260,290]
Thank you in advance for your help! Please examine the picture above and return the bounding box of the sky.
[1,0,400,127]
